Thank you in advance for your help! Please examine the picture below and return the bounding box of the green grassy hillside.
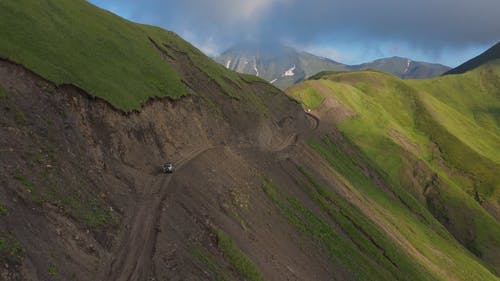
[0,0,263,111]
[0,0,186,110]
[288,61,500,275]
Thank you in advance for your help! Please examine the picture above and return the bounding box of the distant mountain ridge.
[351,56,451,79]
[215,45,451,89]
[444,42,500,75]
[215,45,349,89]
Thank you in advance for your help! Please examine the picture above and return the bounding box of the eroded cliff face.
[0,58,227,280]
[0,58,327,281]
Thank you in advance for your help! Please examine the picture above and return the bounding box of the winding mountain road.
[101,146,213,281]
[101,111,319,280]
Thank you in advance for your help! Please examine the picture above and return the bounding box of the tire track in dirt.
[270,133,299,152]
[305,112,319,130]
[102,112,318,280]
[101,145,213,281]
[269,112,319,152]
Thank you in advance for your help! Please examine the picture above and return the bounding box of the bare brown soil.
[0,58,343,281]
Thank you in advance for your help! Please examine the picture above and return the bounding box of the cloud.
[297,45,348,62]
[269,0,499,46]
[196,0,288,22]
[90,0,500,65]
[188,35,220,57]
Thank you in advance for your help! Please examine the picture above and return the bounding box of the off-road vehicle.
[163,163,174,173]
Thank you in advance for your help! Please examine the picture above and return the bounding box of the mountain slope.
[0,0,185,110]
[445,42,500,75]
[288,62,500,275]
[215,46,451,89]
[0,0,264,110]
[0,1,499,281]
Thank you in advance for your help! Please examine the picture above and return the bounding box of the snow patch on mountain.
[404,59,411,73]
[253,57,259,76]
[225,60,231,69]
[283,65,296,77]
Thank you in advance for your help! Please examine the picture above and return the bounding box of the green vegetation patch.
[44,181,116,231]
[292,85,324,109]
[15,169,116,232]
[0,204,7,216]
[48,264,57,277]
[0,0,186,111]
[211,227,264,281]
[15,174,42,203]
[0,232,24,264]
[191,246,230,281]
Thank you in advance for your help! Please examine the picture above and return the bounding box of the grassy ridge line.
[142,25,244,99]
[444,42,500,75]
[143,25,277,116]
[0,0,188,111]
[288,65,500,204]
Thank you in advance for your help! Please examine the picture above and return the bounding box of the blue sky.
[89,0,499,67]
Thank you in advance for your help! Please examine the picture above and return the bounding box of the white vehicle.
[162,163,174,174]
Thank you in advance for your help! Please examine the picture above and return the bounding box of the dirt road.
[101,111,318,281]
[101,146,213,281]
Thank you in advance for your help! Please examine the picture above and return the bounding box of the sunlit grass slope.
[287,61,500,275]
[0,0,189,110]
[0,0,271,111]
